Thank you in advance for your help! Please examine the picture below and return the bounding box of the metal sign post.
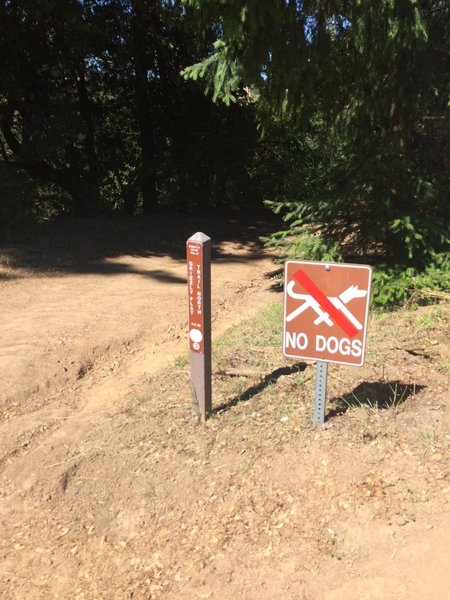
[314,361,328,425]
[186,232,212,421]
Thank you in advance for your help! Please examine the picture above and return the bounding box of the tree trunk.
[142,169,156,214]
[129,0,158,215]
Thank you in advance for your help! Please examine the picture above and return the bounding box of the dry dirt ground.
[0,216,449,599]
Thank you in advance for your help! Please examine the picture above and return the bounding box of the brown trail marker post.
[283,260,372,424]
[187,232,212,421]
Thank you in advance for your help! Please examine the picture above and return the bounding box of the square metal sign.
[283,260,373,366]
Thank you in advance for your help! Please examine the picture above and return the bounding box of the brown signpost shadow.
[213,362,307,415]
[327,380,426,419]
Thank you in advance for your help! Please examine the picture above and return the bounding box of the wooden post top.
[187,232,211,244]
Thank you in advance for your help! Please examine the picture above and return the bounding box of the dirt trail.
[0,236,276,473]
[1,220,449,600]
[0,225,281,599]
[1,243,272,404]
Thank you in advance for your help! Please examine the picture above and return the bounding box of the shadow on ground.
[327,380,426,418]
[0,211,281,281]
[70,263,189,283]
[214,362,307,414]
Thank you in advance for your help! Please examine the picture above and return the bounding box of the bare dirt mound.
[1,216,449,599]
[1,216,276,467]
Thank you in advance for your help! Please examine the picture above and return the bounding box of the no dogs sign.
[283,260,372,366]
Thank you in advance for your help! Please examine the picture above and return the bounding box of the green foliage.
[182,40,242,105]
[371,253,450,309]
[185,0,449,288]
[265,223,449,309]
[0,0,263,224]
[1,0,449,282]
[262,222,342,264]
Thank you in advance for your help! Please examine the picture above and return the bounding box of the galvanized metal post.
[313,361,328,425]
[187,232,212,421]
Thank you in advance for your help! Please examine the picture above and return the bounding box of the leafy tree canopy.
[0,0,261,222]
[184,0,449,271]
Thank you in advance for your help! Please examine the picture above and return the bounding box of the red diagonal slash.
[293,268,359,338]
